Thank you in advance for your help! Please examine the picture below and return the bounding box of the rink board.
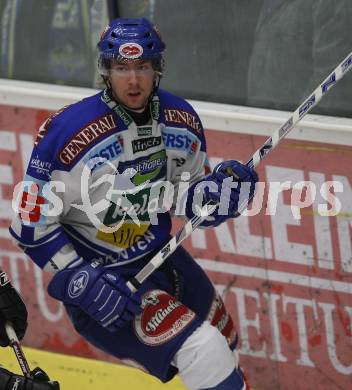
[1,346,186,390]
[0,85,351,390]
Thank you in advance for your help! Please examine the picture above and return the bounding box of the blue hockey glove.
[185,160,258,227]
[47,260,141,331]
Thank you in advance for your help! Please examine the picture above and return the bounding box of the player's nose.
[127,69,139,84]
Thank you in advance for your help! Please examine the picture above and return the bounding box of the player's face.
[108,59,156,110]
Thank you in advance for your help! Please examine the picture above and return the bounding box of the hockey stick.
[5,322,32,378]
[126,50,352,293]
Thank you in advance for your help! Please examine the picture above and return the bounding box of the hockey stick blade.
[126,51,352,293]
[5,322,32,378]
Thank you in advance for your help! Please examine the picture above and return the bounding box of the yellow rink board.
[1,346,187,390]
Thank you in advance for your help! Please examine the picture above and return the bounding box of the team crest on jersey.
[119,43,143,59]
[134,290,196,346]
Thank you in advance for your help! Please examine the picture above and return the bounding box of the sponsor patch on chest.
[58,114,117,165]
[162,127,199,154]
[132,136,162,153]
[96,222,150,249]
[137,126,152,136]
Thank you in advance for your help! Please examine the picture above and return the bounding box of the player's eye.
[137,64,149,71]
[116,66,128,72]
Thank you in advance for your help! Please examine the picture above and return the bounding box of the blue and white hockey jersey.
[10,88,209,273]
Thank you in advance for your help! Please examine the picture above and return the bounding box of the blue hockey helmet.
[98,18,166,75]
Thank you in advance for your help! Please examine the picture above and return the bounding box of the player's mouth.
[127,91,142,97]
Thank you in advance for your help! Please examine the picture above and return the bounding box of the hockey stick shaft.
[246,52,352,169]
[5,322,32,378]
[126,51,352,293]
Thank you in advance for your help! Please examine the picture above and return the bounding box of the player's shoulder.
[34,90,113,150]
[44,91,107,132]
[158,88,203,135]
[158,88,197,113]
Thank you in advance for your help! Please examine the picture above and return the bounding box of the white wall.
[1,78,351,146]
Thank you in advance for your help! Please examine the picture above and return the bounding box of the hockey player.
[10,18,257,389]
[0,269,60,389]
